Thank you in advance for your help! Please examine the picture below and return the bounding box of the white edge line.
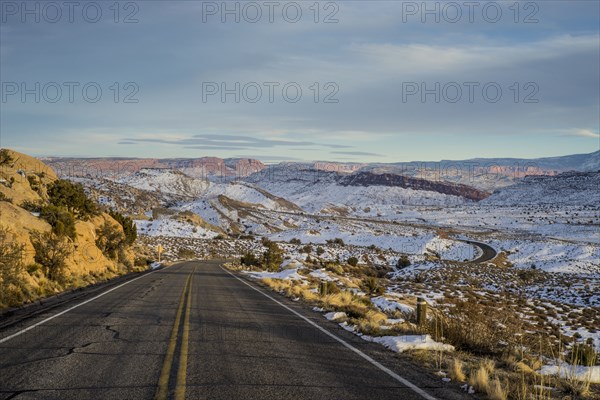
[221,266,439,400]
[0,269,159,345]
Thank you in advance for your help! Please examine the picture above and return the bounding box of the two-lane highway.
[0,261,468,400]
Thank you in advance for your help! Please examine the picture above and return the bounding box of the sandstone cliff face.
[0,150,57,205]
[339,172,490,201]
[44,156,267,180]
[0,149,136,307]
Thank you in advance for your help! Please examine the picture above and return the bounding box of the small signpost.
[156,244,164,263]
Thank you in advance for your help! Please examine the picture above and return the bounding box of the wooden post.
[157,244,164,263]
[416,297,427,326]
[319,281,328,296]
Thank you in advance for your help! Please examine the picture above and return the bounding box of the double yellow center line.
[156,266,196,400]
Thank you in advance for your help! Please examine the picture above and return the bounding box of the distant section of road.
[0,261,470,400]
[242,206,498,265]
[460,240,498,263]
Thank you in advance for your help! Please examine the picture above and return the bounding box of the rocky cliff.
[0,149,140,309]
[339,171,490,201]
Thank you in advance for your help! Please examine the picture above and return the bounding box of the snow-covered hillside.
[483,171,600,207]
[115,168,210,197]
[55,153,599,276]
[245,172,471,215]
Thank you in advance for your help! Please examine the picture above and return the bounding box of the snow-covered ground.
[362,335,455,353]
[248,180,469,215]
[266,218,480,261]
[540,363,600,384]
[243,268,305,281]
[135,218,219,239]
[489,238,599,274]
[115,168,209,197]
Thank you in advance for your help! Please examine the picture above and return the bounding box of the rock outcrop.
[339,171,490,201]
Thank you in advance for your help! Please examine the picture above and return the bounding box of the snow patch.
[362,334,455,353]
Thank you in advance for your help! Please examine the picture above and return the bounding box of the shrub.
[289,238,301,245]
[47,179,97,219]
[19,199,44,212]
[0,226,25,305]
[363,276,385,295]
[0,149,13,166]
[569,342,597,366]
[397,255,411,269]
[109,210,137,245]
[240,251,259,267]
[327,238,345,246]
[316,246,325,256]
[301,245,313,254]
[134,256,151,267]
[27,175,41,192]
[95,221,126,260]
[31,231,72,282]
[177,248,196,260]
[324,262,344,275]
[436,300,519,355]
[261,241,284,272]
[347,256,359,267]
[0,191,12,203]
[40,205,77,240]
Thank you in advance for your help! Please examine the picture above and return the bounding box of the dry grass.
[469,365,490,393]
[260,278,319,302]
[482,358,496,374]
[260,277,292,292]
[354,309,388,335]
[449,358,466,382]
[560,368,593,398]
[322,291,355,309]
[288,285,320,302]
[433,298,521,355]
[249,256,600,400]
[514,361,535,375]
[487,378,508,400]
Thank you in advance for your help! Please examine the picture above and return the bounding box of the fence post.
[319,281,328,296]
[416,297,427,325]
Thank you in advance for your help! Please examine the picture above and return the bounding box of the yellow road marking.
[155,272,192,400]
[175,271,193,400]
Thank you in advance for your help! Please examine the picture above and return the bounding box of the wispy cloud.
[563,129,600,139]
[1,1,598,161]
[349,35,599,76]
[331,151,384,157]
[123,134,352,150]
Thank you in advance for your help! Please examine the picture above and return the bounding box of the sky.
[0,0,599,163]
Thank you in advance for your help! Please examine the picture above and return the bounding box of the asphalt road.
[460,240,498,264]
[0,261,470,400]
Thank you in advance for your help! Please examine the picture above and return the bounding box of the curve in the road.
[459,240,498,264]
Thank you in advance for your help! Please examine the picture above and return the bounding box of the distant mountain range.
[390,151,599,172]
[43,150,598,196]
[43,156,265,180]
[16,149,596,238]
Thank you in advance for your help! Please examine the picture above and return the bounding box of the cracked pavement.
[0,261,468,400]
